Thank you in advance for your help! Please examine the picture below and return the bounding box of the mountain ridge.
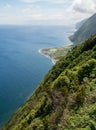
[69,13,96,45]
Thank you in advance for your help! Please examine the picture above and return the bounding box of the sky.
[0,0,96,25]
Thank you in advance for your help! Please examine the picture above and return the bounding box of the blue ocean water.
[0,25,73,127]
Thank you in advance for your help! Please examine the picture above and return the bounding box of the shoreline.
[38,45,72,65]
[38,48,56,65]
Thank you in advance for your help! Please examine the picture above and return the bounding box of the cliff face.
[70,13,96,45]
[3,35,96,130]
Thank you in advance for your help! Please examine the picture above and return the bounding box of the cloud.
[21,7,68,25]
[21,0,72,4]
[0,0,96,25]
[72,0,96,14]
[20,0,96,25]
[4,4,12,9]
[62,0,96,25]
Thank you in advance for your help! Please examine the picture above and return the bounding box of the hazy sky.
[0,0,96,25]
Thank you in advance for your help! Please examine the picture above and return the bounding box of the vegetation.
[3,35,96,130]
[41,45,71,63]
[70,13,96,45]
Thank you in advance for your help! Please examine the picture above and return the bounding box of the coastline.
[38,45,71,65]
[38,48,56,65]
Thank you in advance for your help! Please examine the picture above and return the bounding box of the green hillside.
[70,13,96,45]
[3,35,96,130]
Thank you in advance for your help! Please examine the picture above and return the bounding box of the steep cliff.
[3,35,96,130]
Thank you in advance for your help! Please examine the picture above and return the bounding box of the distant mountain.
[76,19,87,30]
[70,13,96,45]
[3,35,96,130]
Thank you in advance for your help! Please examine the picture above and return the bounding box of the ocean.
[0,25,73,127]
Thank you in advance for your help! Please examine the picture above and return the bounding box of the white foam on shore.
[38,48,56,65]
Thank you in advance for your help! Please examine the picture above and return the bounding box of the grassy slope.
[3,35,96,130]
[70,13,96,45]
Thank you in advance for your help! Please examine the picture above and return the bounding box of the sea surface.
[0,25,73,127]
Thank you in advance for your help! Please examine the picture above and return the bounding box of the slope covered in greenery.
[3,35,96,130]
[70,13,96,45]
